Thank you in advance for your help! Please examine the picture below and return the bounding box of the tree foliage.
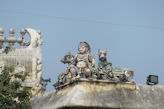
[3,46,13,54]
[0,66,31,109]
[41,77,51,88]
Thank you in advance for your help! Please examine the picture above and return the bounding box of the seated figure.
[97,49,113,80]
[70,42,96,78]
[97,49,134,82]
[57,52,75,85]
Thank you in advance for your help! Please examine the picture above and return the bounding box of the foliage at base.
[0,66,31,109]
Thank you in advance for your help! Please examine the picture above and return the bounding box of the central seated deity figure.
[70,42,95,78]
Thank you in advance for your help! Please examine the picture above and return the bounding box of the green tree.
[0,66,31,109]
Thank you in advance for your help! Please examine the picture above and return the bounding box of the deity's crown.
[78,41,91,53]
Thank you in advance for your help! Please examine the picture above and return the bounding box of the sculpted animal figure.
[97,49,113,80]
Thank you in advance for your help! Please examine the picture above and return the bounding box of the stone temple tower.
[0,27,44,97]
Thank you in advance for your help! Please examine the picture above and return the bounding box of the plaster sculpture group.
[54,42,134,89]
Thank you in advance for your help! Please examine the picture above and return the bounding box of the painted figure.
[61,52,74,64]
[70,42,95,78]
[97,49,113,80]
[57,52,75,85]
[54,42,135,89]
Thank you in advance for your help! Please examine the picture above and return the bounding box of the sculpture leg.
[70,67,76,77]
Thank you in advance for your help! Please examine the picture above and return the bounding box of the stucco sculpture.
[71,42,96,78]
[54,42,134,89]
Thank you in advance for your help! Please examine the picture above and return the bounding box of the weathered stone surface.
[31,80,164,109]
[0,28,44,97]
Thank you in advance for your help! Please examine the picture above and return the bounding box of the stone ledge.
[54,78,136,90]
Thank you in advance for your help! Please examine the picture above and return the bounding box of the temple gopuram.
[0,27,44,97]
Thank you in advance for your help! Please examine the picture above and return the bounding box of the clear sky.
[1,0,164,92]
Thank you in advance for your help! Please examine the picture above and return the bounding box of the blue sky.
[1,0,164,92]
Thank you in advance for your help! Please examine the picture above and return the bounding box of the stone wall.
[31,79,164,109]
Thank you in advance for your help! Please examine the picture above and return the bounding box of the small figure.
[97,49,113,80]
[112,67,134,82]
[57,71,68,85]
[71,42,96,78]
[56,52,75,85]
[61,52,74,64]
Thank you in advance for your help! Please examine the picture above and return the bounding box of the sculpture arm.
[88,54,95,67]
[91,58,96,67]
[70,55,77,65]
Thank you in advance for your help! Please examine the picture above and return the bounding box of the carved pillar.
[7,28,17,47]
[0,27,5,49]
[17,28,26,48]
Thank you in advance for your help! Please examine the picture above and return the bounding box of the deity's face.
[79,46,87,54]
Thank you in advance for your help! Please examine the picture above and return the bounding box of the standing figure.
[70,42,95,78]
